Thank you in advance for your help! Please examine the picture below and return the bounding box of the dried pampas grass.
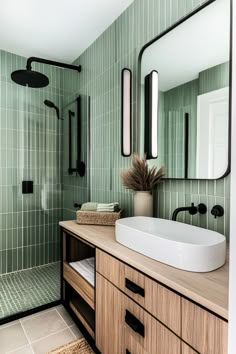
[121,153,164,191]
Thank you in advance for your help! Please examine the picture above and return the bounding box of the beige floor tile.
[31,328,75,354]
[69,325,83,339]
[56,306,75,326]
[0,320,20,329]
[0,323,28,354]
[20,308,55,323]
[21,309,67,343]
[7,345,33,354]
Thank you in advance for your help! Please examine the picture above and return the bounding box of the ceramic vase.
[133,191,153,217]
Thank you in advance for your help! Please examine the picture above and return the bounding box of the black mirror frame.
[137,0,232,180]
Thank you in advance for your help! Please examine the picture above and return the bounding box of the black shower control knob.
[211,205,224,218]
[74,203,81,209]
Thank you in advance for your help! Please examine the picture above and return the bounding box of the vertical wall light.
[144,70,159,159]
[121,68,132,156]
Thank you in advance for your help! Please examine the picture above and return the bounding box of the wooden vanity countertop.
[59,220,229,320]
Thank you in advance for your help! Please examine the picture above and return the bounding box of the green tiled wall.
[0,50,64,274]
[62,0,230,238]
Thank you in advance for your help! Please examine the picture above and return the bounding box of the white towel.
[69,257,95,287]
[97,202,119,212]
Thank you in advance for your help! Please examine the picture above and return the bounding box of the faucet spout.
[172,203,207,221]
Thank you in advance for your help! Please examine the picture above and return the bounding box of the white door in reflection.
[196,87,229,179]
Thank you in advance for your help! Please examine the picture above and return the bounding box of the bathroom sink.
[115,217,226,272]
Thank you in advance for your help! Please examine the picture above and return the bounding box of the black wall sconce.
[184,113,189,179]
[68,96,85,177]
[121,68,132,157]
[144,70,158,159]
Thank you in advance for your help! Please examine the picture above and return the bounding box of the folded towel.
[97,203,119,207]
[69,257,95,287]
[97,202,119,212]
[81,202,97,211]
[81,202,119,212]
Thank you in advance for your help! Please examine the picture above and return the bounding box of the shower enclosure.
[0,50,65,322]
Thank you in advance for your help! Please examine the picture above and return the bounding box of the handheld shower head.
[44,100,61,120]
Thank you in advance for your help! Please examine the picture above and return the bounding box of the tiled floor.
[0,263,60,320]
[0,306,82,354]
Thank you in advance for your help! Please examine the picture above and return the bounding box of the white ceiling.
[141,0,230,91]
[0,0,133,63]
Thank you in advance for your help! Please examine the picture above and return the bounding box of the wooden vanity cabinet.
[96,273,123,354]
[181,343,198,354]
[62,231,96,339]
[96,249,181,335]
[96,249,228,354]
[96,273,181,354]
[182,299,228,354]
[61,227,228,354]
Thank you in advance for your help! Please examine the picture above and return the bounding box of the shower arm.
[26,57,82,72]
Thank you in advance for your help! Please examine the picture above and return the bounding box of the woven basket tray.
[76,209,123,226]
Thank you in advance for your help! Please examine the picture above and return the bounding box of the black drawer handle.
[125,310,145,337]
[125,278,145,297]
[126,350,131,354]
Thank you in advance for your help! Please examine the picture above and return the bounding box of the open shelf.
[69,257,95,287]
[63,261,95,309]
[62,230,96,342]
[69,289,95,339]
[63,230,95,264]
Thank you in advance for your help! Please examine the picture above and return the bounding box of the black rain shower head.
[11,70,49,88]
[11,56,82,88]
[44,100,61,120]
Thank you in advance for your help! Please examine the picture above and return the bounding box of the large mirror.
[140,0,231,179]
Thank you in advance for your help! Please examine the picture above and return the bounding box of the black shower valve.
[74,203,81,209]
[211,205,224,218]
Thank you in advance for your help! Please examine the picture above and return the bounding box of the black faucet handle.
[189,203,207,216]
[189,203,198,215]
[198,203,207,214]
[211,205,224,218]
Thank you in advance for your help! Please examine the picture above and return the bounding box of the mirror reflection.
[140,0,230,179]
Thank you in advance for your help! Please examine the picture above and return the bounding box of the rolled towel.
[81,202,97,211]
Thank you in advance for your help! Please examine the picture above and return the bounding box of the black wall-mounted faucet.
[172,203,207,221]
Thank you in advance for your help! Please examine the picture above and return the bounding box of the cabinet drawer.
[182,342,198,354]
[121,285,181,354]
[63,262,94,309]
[122,264,181,335]
[96,249,124,287]
[96,249,181,335]
[182,298,228,354]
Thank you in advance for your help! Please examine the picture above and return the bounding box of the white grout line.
[55,307,77,340]
[0,320,20,330]
[20,307,55,323]
[29,326,73,345]
[6,344,34,354]
[19,319,35,354]
[69,324,83,340]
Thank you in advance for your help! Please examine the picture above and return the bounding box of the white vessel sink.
[115,217,226,272]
